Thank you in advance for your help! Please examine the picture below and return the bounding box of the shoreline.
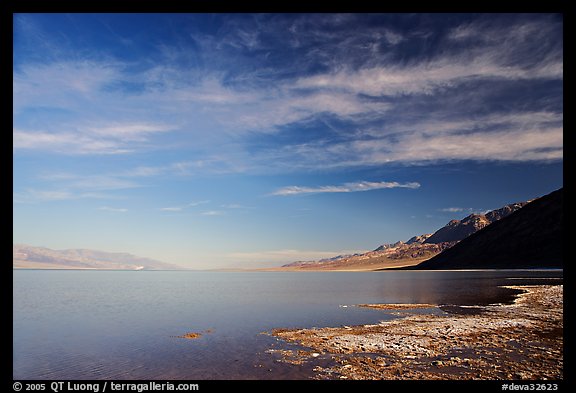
[253,267,564,273]
[269,284,563,380]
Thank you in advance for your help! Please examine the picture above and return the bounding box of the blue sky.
[13,13,563,269]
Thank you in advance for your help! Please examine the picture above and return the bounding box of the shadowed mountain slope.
[415,188,562,270]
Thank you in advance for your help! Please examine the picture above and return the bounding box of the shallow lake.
[13,269,562,380]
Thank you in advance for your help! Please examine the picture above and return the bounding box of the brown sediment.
[175,332,202,339]
[173,329,214,339]
[269,285,563,380]
[359,303,437,310]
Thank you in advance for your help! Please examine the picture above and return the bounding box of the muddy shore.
[269,285,563,380]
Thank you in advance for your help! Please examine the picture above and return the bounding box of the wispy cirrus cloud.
[13,189,73,202]
[159,207,183,212]
[349,126,563,165]
[38,172,141,192]
[159,200,211,212]
[221,203,252,209]
[99,206,128,213]
[439,207,466,213]
[294,56,561,97]
[13,14,562,179]
[271,181,420,196]
[13,188,114,204]
[25,162,217,207]
[200,210,225,216]
[188,200,211,207]
[260,110,563,171]
[39,162,211,189]
[13,60,121,109]
[14,121,174,155]
[15,169,147,204]
[12,14,564,269]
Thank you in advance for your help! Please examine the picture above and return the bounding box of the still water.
[13,270,562,380]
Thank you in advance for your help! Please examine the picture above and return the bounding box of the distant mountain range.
[14,188,562,272]
[281,189,560,270]
[415,188,562,269]
[13,244,183,270]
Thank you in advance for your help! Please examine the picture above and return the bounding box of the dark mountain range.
[415,188,562,270]
[280,190,557,271]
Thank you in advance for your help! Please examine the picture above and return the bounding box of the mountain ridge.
[424,202,529,244]
[13,244,184,270]
[280,195,541,270]
[414,188,562,269]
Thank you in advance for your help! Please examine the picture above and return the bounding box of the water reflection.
[372,271,562,306]
[13,269,562,380]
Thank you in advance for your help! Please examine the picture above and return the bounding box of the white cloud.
[158,201,210,212]
[13,188,116,203]
[20,190,73,201]
[273,111,563,169]
[13,129,134,155]
[84,122,173,141]
[271,181,421,196]
[38,172,140,191]
[99,206,128,213]
[189,200,211,207]
[13,130,74,149]
[200,210,225,216]
[160,207,183,212]
[13,16,562,171]
[383,29,405,45]
[294,56,561,98]
[294,17,561,98]
[121,166,166,177]
[13,59,178,155]
[25,164,212,208]
[14,121,174,155]
[157,202,249,214]
[69,176,140,191]
[14,171,143,205]
[352,126,563,164]
[13,60,121,110]
[118,162,222,179]
[221,204,251,209]
[439,207,465,213]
